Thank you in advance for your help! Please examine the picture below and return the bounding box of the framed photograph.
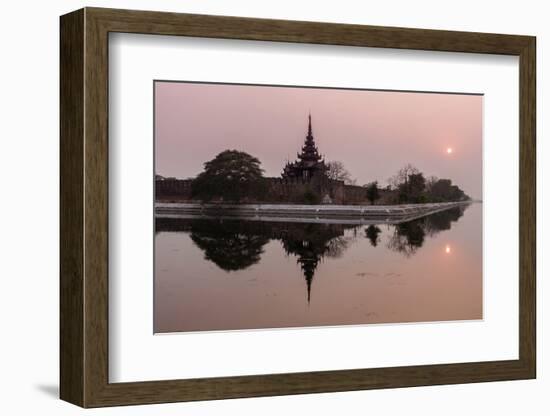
[60,7,536,407]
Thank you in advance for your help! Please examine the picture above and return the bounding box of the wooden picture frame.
[60,7,536,408]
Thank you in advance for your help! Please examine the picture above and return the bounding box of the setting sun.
[445,245,451,254]
[446,147,453,154]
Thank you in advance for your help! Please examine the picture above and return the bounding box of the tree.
[191,150,265,202]
[326,161,355,185]
[388,164,420,190]
[425,175,439,193]
[388,164,427,203]
[427,178,469,202]
[423,205,466,236]
[406,173,426,203]
[365,181,381,205]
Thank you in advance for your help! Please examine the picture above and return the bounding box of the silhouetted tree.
[388,164,427,203]
[326,161,356,185]
[426,178,469,202]
[404,173,427,203]
[191,150,265,202]
[388,165,471,203]
[388,164,420,190]
[365,181,381,205]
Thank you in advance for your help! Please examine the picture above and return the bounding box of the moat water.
[154,203,482,333]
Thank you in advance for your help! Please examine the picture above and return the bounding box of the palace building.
[282,114,328,181]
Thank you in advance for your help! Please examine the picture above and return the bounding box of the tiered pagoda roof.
[282,114,327,180]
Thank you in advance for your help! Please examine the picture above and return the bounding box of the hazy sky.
[155,82,482,199]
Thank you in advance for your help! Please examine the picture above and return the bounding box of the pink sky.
[155,82,482,198]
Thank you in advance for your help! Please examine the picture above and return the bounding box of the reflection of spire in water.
[297,254,319,305]
[281,230,333,305]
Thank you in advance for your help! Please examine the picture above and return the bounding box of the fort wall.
[155,179,193,200]
[156,177,395,205]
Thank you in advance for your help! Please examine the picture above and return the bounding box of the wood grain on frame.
[60,8,85,406]
[60,7,536,407]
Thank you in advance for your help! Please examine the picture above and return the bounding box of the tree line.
[385,163,470,204]
[163,149,470,204]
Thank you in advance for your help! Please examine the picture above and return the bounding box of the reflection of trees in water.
[156,219,272,271]
[155,204,469,302]
[169,219,270,271]
[423,205,466,236]
[386,204,468,256]
[325,236,353,258]
[387,220,426,257]
[365,225,382,247]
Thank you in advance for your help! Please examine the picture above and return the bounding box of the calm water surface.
[154,203,482,333]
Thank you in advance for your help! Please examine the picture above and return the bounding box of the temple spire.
[281,111,327,180]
